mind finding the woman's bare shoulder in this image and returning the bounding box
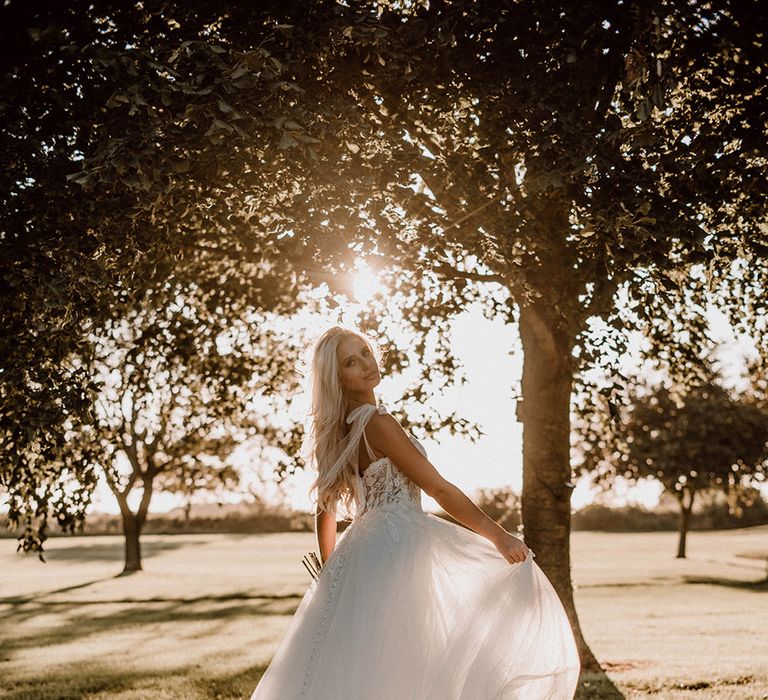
[365,411,411,447]
[365,409,446,496]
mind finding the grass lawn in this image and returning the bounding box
[1,526,766,699]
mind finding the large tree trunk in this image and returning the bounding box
[518,301,599,672]
[676,488,695,559]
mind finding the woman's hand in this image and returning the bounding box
[492,531,531,565]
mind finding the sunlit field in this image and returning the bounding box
[2,527,766,700]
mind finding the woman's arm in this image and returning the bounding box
[315,505,337,564]
[365,413,530,564]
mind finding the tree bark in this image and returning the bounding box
[122,512,143,572]
[518,301,599,671]
[676,488,695,559]
[112,475,154,573]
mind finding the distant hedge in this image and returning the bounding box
[0,503,314,538]
[2,492,766,538]
[434,490,768,533]
[570,498,768,531]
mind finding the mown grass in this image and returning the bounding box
[2,527,767,699]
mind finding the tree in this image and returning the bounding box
[0,1,314,552]
[1,0,442,553]
[4,0,768,670]
[271,0,768,668]
[69,285,299,572]
[576,377,768,558]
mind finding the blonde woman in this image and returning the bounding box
[250,326,580,699]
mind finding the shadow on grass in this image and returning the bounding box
[35,537,194,563]
[1,588,302,606]
[576,668,626,699]
[0,575,118,604]
[1,660,268,700]
[0,592,301,654]
[683,575,768,591]
[0,596,629,699]
[2,654,625,700]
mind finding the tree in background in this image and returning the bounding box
[67,285,298,572]
[160,462,240,525]
[474,487,522,534]
[576,376,768,558]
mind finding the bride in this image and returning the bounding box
[250,326,580,699]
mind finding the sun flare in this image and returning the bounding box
[351,264,384,303]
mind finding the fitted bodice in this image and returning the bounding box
[341,404,425,522]
[356,435,425,518]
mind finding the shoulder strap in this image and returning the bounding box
[327,404,386,514]
[346,404,387,460]
[346,404,383,462]
[345,403,383,423]
[334,403,386,471]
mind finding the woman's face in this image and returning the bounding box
[336,334,381,396]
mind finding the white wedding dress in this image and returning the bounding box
[250,404,580,699]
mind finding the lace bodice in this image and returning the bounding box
[344,404,425,522]
[357,435,425,517]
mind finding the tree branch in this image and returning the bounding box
[582,275,621,320]
[432,263,505,285]
[136,475,154,527]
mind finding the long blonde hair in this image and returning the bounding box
[304,326,380,518]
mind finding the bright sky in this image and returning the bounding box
[87,273,762,518]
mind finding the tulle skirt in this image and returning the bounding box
[251,508,580,699]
